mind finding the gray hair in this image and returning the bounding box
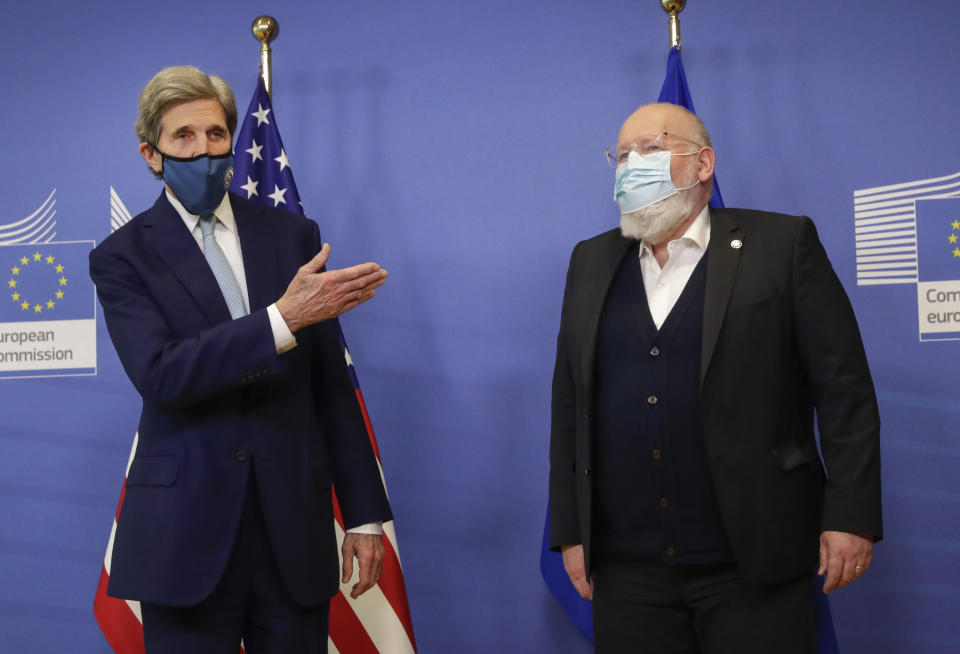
[135,66,238,177]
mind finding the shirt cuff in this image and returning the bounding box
[267,303,297,354]
[346,522,383,535]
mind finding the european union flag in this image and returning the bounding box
[916,198,960,282]
[0,241,96,323]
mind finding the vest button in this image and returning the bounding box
[665,546,677,557]
[651,449,662,461]
[235,450,250,462]
[658,497,669,509]
[583,467,591,477]
[647,395,658,405]
[649,346,660,357]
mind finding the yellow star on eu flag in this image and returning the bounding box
[20,300,29,310]
[33,303,42,313]
[45,255,54,264]
[33,252,41,262]
[953,219,960,230]
[11,266,19,275]
[11,292,20,301]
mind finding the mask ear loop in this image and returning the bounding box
[671,148,703,191]
[148,143,165,176]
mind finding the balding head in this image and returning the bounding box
[618,102,711,149]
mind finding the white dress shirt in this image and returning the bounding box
[166,191,380,535]
[166,191,296,354]
[639,205,711,329]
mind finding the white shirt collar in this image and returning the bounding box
[639,204,711,259]
[165,190,236,235]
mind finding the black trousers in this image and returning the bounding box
[593,560,817,654]
[141,469,330,654]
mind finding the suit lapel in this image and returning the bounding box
[581,231,634,400]
[141,193,231,325]
[232,194,277,312]
[701,208,742,385]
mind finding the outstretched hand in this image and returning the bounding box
[276,243,387,332]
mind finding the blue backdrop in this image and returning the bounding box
[1,1,958,652]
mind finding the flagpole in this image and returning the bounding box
[251,15,279,97]
[660,0,686,50]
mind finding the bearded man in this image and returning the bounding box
[548,103,882,653]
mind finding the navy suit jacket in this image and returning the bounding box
[549,208,882,583]
[90,191,392,606]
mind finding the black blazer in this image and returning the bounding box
[549,208,882,583]
[90,192,392,606]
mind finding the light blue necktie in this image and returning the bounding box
[198,214,248,319]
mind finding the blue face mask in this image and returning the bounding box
[614,150,698,213]
[157,149,234,215]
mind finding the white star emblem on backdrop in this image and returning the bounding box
[251,104,271,126]
[245,139,263,163]
[268,185,288,207]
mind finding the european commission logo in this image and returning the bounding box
[0,189,97,378]
[854,172,960,342]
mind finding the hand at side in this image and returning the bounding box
[819,530,873,593]
[561,544,594,600]
[341,532,385,599]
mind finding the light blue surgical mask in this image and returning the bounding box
[614,150,699,213]
[157,149,234,215]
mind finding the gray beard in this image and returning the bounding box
[619,187,699,244]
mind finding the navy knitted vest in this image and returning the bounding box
[592,245,733,564]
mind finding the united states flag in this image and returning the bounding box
[92,77,416,653]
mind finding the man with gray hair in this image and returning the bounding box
[549,103,882,653]
[90,65,392,653]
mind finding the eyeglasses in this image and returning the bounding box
[604,131,703,168]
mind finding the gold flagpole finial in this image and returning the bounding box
[251,15,279,97]
[660,0,686,50]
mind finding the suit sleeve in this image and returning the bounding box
[301,222,393,528]
[549,243,582,549]
[90,244,284,411]
[792,217,883,540]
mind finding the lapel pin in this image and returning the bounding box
[730,239,743,249]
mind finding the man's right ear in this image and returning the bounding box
[139,142,162,175]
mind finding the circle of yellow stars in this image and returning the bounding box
[951,218,960,258]
[8,251,68,314]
